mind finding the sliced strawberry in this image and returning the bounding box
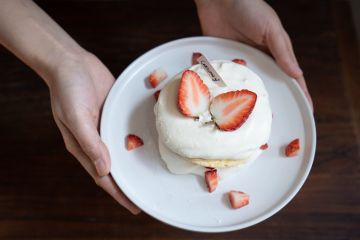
[154,90,161,101]
[285,138,300,157]
[192,52,203,65]
[148,68,167,88]
[205,169,218,193]
[127,134,144,151]
[210,90,257,131]
[178,70,210,117]
[228,191,249,209]
[232,58,247,65]
[260,143,268,150]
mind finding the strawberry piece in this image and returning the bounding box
[192,52,203,65]
[154,90,161,101]
[232,58,247,65]
[127,134,144,151]
[260,143,268,150]
[228,191,249,209]
[210,90,257,131]
[178,70,210,117]
[205,169,218,193]
[285,138,300,157]
[148,68,167,88]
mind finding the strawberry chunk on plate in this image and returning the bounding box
[228,191,250,209]
[285,138,300,157]
[232,58,247,65]
[178,70,210,117]
[260,143,268,150]
[192,52,203,65]
[154,90,161,101]
[205,169,218,193]
[148,68,167,88]
[210,90,257,131]
[127,134,144,151]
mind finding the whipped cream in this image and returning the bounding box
[154,60,272,175]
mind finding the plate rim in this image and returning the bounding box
[100,36,316,232]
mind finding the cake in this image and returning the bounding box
[154,60,272,177]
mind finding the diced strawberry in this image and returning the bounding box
[205,169,218,193]
[260,143,268,150]
[154,90,161,101]
[148,68,167,88]
[210,90,257,131]
[285,138,300,157]
[232,58,247,65]
[178,70,210,117]
[127,134,144,151]
[228,191,249,209]
[192,52,203,65]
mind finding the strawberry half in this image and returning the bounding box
[228,191,249,209]
[127,134,144,151]
[232,58,247,65]
[192,52,203,65]
[260,143,268,150]
[178,70,210,117]
[205,169,218,193]
[210,90,257,131]
[154,90,161,101]
[285,138,300,157]
[148,68,167,88]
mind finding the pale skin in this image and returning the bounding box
[0,0,313,214]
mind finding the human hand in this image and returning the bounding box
[195,0,313,109]
[48,51,140,214]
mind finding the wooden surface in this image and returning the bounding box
[0,0,359,239]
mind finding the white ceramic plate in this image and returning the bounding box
[100,37,316,232]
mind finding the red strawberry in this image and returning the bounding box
[232,58,247,65]
[285,138,300,157]
[260,143,268,150]
[210,90,257,131]
[148,68,167,88]
[154,90,161,101]
[127,134,144,151]
[178,70,210,117]
[228,191,249,209]
[205,169,218,193]
[192,52,203,65]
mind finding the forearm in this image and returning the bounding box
[0,0,84,84]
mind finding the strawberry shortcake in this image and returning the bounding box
[154,60,272,178]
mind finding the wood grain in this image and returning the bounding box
[0,0,359,239]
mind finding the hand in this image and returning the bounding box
[48,51,140,214]
[195,0,313,109]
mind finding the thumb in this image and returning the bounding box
[267,27,313,110]
[267,27,303,80]
[65,112,110,177]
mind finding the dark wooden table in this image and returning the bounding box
[0,0,359,239]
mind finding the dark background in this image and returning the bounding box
[0,0,359,239]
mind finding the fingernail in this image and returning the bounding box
[94,158,107,176]
[130,207,141,215]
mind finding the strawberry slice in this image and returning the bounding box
[148,68,167,88]
[192,52,203,65]
[154,90,161,101]
[228,191,249,209]
[127,134,144,151]
[205,169,218,193]
[210,90,257,131]
[285,138,300,157]
[178,70,210,117]
[260,143,268,150]
[232,58,247,65]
